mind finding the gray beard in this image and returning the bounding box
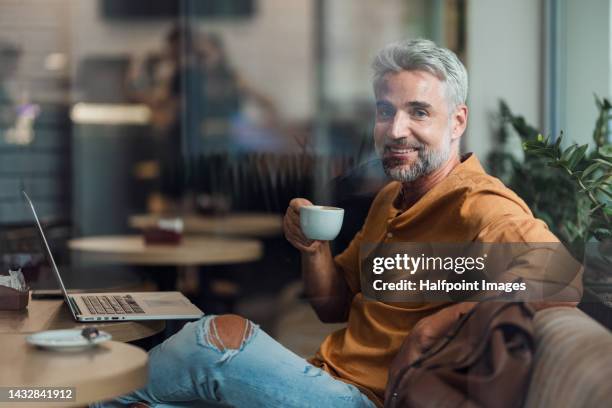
[380,139,452,183]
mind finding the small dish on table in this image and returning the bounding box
[26,328,112,351]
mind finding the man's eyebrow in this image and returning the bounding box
[374,100,433,110]
[405,101,432,110]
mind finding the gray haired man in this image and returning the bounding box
[93,39,578,408]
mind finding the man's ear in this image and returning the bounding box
[451,104,468,141]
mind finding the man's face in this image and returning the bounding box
[374,70,464,183]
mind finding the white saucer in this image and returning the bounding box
[26,329,112,351]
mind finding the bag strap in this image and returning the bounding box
[386,304,477,407]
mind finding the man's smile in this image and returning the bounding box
[384,145,420,161]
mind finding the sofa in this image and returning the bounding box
[273,282,612,407]
[525,307,612,407]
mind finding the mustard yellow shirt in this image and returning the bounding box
[309,154,577,406]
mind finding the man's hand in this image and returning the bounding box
[283,198,324,254]
[284,198,351,323]
[395,302,476,366]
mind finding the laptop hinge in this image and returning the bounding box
[68,296,82,316]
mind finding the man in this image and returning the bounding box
[96,39,580,408]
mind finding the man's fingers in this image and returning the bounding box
[283,217,304,242]
[283,213,302,235]
[298,240,322,253]
[286,197,313,227]
[289,198,313,213]
[293,241,314,253]
[288,215,301,230]
[284,215,304,236]
[286,229,312,247]
[284,198,317,252]
[284,224,318,251]
[284,213,309,241]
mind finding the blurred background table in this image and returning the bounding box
[68,235,263,265]
[68,235,265,312]
[129,213,282,238]
[0,334,148,407]
[0,297,164,343]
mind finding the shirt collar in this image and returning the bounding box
[388,153,485,218]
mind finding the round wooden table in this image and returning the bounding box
[68,235,263,266]
[0,334,148,407]
[0,298,164,342]
[129,213,283,238]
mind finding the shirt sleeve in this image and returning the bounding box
[477,210,583,302]
[334,228,365,296]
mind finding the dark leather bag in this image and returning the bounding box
[385,302,535,408]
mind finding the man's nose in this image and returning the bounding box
[389,110,411,140]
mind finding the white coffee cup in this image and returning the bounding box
[300,205,344,241]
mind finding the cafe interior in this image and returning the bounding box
[0,0,611,406]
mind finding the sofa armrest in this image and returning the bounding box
[525,307,612,408]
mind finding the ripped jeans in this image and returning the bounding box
[92,315,377,408]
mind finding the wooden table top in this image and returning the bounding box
[68,235,263,266]
[0,298,164,342]
[129,213,283,238]
[0,335,148,407]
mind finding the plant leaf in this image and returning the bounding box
[592,158,612,168]
[600,145,612,158]
[561,144,578,162]
[582,162,601,179]
[568,144,589,170]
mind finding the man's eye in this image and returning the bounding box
[413,109,428,118]
[377,105,395,119]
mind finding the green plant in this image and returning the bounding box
[488,97,611,260]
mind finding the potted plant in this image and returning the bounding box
[487,98,611,319]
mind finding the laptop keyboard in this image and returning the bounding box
[82,295,145,315]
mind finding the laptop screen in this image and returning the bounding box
[22,191,71,301]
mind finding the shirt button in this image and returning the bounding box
[387,232,393,238]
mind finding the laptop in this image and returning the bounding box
[23,191,204,322]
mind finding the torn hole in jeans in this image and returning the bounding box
[201,316,257,364]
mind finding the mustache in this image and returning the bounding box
[383,139,425,151]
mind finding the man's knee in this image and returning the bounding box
[206,314,254,351]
